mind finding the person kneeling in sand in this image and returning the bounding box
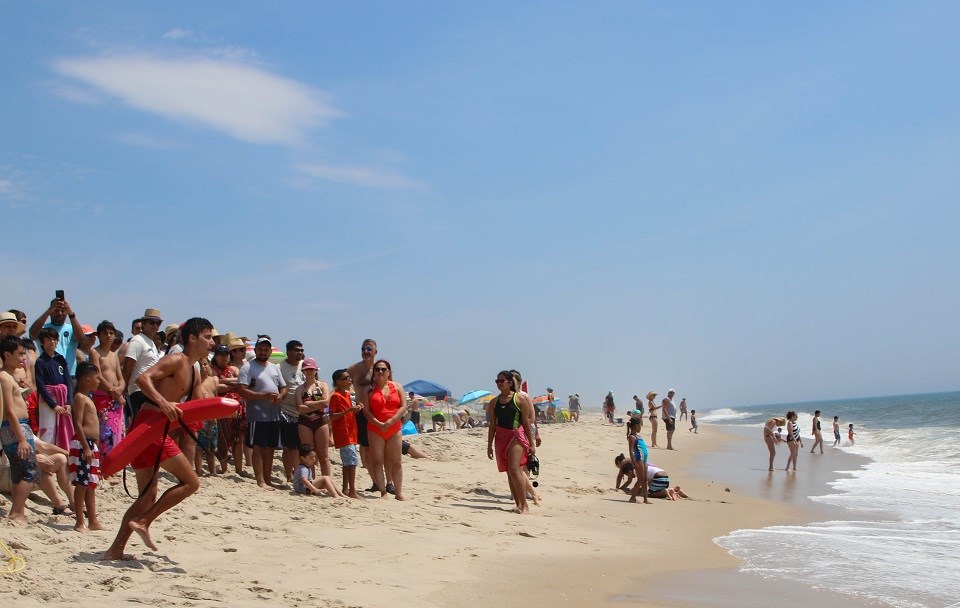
[103,317,214,560]
[644,462,689,501]
[293,444,344,497]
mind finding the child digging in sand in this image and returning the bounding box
[70,362,102,531]
[293,444,345,497]
[614,453,635,492]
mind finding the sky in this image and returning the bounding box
[2,2,958,409]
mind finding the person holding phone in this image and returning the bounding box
[28,293,85,377]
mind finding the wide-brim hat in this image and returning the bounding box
[645,391,657,400]
[0,312,26,335]
[164,323,179,337]
[140,308,163,322]
[227,337,246,350]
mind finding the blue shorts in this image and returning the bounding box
[339,444,359,467]
[0,420,40,484]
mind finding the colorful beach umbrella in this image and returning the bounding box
[458,389,491,405]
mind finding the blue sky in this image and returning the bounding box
[2,2,958,408]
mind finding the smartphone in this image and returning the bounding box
[55,290,65,301]
[248,379,256,389]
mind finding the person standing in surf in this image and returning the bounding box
[103,317,214,560]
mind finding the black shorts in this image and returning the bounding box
[128,391,148,421]
[432,413,445,423]
[246,421,282,449]
[410,411,421,425]
[402,440,410,456]
[280,417,300,449]
[664,417,676,432]
[355,410,369,447]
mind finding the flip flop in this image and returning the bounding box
[52,504,75,516]
[385,483,396,495]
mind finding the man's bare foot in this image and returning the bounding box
[89,519,104,530]
[102,549,134,561]
[628,497,637,503]
[380,493,390,499]
[394,493,406,501]
[7,514,27,525]
[347,492,361,499]
[74,523,88,532]
[128,519,158,551]
[257,482,276,491]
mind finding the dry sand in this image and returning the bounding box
[1,417,815,607]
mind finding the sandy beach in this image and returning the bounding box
[0,417,868,607]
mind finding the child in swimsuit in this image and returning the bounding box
[848,424,855,444]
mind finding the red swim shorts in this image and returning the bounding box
[129,407,182,470]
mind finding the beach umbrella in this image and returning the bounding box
[458,389,491,405]
[531,395,551,406]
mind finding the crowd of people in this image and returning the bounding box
[763,409,856,471]
[0,299,432,558]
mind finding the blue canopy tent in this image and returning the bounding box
[403,379,451,399]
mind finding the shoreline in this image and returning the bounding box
[1,416,873,607]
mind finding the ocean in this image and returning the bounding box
[704,392,960,608]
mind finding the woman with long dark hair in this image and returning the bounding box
[486,370,536,513]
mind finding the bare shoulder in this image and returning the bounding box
[75,392,94,408]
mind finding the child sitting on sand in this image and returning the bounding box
[70,362,102,531]
[292,444,345,497]
[614,453,635,492]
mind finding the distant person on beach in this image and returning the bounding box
[625,417,650,504]
[679,398,688,421]
[568,393,580,422]
[810,410,824,454]
[689,410,698,433]
[646,391,660,448]
[764,417,786,471]
[833,416,841,446]
[848,423,855,444]
[784,411,800,471]
[431,411,447,432]
[604,391,615,424]
[487,370,537,514]
[632,395,644,429]
[662,389,678,450]
[104,317,213,559]
[407,392,423,432]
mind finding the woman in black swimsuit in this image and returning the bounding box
[784,411,800,471]
[646,391,660,448]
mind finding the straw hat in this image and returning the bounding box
[140,308,163,322]
[227,337,246,350]
[164,323,179,338]
[645,391,657,400]
[0,312,26,335]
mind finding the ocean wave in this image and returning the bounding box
[698,408,758,422]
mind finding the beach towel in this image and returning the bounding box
[38,383,74,450]
[92,390,124,459]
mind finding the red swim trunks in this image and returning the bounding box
[129,407,182,470]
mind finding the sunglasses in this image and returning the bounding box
[374,367,389,373]
[144,319,162,326]
[495,378,509,384]
[361,346,375,352]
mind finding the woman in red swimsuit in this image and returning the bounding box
[363,359,407,500]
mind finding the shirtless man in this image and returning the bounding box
[104,317,214,560]
[347,338,379,491]
[662,389,678,450]
[89,321,126,459]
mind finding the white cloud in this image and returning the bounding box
[52,54,341,145]
[162,28,193,40]
[296,163,427,190]
[113,132,182,150]
[285,258,332,274]
[0,179,15,196]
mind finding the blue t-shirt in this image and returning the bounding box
[40,322,79,376]
[238,360,285,423]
